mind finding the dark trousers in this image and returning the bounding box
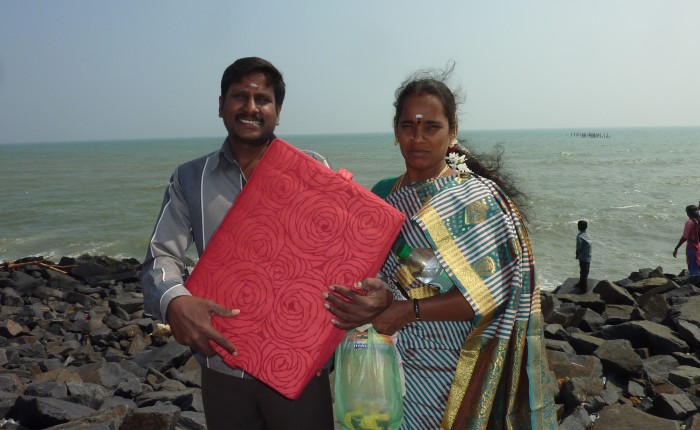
[201,365,334,430]
[578,261,590,291]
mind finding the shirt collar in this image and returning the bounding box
[209,139,238,172]
[212,136,277,171]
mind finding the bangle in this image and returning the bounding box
[413,299,421,321]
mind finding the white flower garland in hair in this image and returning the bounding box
[446,141,472,174]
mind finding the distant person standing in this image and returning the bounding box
[575,220,592,292]
[673,205,700,276]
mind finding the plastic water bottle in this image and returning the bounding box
[395,243,453,294]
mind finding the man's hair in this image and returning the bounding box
[578,220,588,231]
[686,205,699,218]
[220,57,285,107]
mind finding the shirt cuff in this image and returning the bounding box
[160,284,192,324]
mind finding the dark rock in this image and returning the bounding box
[596,320,689,355]
[643,355,681,383]
[670,295,700,328]
[134,389,194,410]
[1,287,24,307]
[665,285,700,300]
[573,307,606,332]
[543,323,568,340]
[591,403,681,429]
[24,381,68,398]
[625,277,679,295]
[558,406,591,429]
[545,302,579,327]
[8,395,96,428]
[547,350,603,379]
[119,403,180,430]
[65,380,111,409]
[108,296,144,317]
[9,271,45,296]
[594,339,644,376]
[675,319,700,349]
[62,258,111,283]
[77,362,139,390]
[593,280,636,305]
[639,294,670,324]
[672,352,700,367]
[178,410,207,430]
[545,339,576,354]
[557,293,606,314]
[0,320,24,338]
[568,332,605,355]
[559,375,605,407]
[41,403,132,429]
[668,365,700,388]
[130,341,192,374]
[0,391,20,420]
[603,304,642,324]
[627,380,647,397]
[653,392,697,420]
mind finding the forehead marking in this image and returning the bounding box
[415,114,423,123]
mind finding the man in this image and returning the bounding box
[575,219,592,293]
[141,57,334,430]
[673,205,700,276]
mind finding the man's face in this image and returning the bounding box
[219,71,281,147]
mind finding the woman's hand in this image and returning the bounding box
[323,278,393,330]
[371,300,413,336]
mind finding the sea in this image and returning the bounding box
[1,127,699,292]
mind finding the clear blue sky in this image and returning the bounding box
[1,1,698,144]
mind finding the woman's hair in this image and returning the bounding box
[393,63,529,219]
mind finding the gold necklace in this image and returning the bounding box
[392,164,452,192]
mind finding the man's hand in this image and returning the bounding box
[166,296,239,357]
[322,278,392,330]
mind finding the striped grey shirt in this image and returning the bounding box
[141,138,329,375]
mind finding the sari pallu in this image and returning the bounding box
[379,174,557,429]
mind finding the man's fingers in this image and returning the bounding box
[208,301,239,317]
[208,330,236,356]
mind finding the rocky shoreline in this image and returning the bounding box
[1,255,700,429]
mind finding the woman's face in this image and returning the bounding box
[395,92,454,182]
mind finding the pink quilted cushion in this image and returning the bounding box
[186,138,404,398]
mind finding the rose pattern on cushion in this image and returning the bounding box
[215,328,265,374]
[260,341,317,398]
[210,262,274,332]
[268,251,315,284]
[253,168,305,210]
[284,190,349,257]
[263,278,328,351]
[185,138,405,399]
[223,208,286,264]
[322,251,371,289]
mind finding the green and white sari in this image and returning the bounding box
[372,173,557,430]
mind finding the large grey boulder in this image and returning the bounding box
[591,404,681,429]
[594,339,644,376]
[596,320,689,355]
[593,280,636,305]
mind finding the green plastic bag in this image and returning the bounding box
[334,326,403,430]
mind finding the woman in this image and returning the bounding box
[323,67,557,429]
[672,204,700,276]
